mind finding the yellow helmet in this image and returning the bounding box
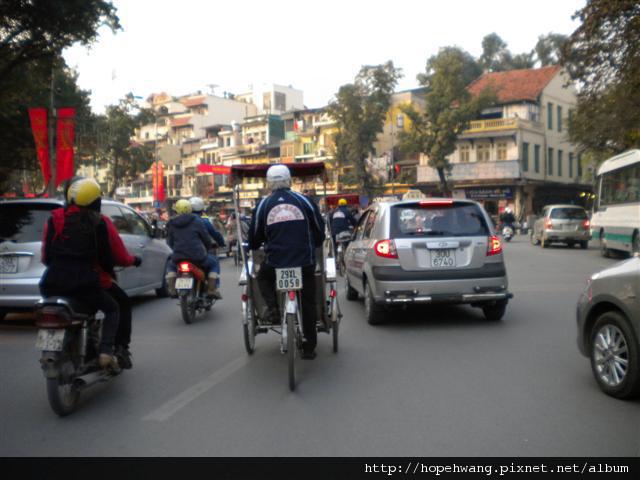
[67,178,101,207]
[338,198,347,206]
[174,199,192,215]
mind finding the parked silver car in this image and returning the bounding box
[530,204,590,249]
[343,198,512,324]
[576,256,640,399]
[0,199,172,320]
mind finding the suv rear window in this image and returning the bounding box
[390,202,490,238]
[550,208,587,219]
[0,203,58,243]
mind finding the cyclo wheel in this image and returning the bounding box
[287,312,296,391]
[332,320,339,353]
[243,293,255,354]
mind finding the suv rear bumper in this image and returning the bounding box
[0,277,42,309]
[543,229,590,242]
[380,289,512,305]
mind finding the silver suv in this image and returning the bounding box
[344,198,512,324]
[530,205,590,249]
[0,199,172,320]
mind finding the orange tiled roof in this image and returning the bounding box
[182,96,206,107]
[171,116,192,127]
[467,65,561,104]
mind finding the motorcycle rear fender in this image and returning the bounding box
[285,296,298,315]
[40,351,61,379]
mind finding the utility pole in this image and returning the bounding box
[47,61,57,197]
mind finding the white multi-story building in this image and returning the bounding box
[417,65,590,221]
[235,83,304,115]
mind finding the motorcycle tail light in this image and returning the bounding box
[487,235,503,256]
[35,307,72,328]
[329,289,337,298]
[374,239,398,259]
[241,293,248,302]
[583,220,590,229]
[288,291,296,301]
[179,262,191,273]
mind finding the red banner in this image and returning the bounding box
[27,108,51,186]
[197,164,231,175]
[152,161,165,202]
[55,107,76,186]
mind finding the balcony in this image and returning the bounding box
[461,118,543,137]
[417,160,521,183]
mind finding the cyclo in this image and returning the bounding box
[231,162,341,391]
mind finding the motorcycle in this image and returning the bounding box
[35,297,121,416]
[175,260,215,324]
[501,224,514,242]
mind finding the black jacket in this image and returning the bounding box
[167,214,212,264]
[249,188,325,268]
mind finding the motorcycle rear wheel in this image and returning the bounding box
[180,289,197,324]
[46,375,80,417]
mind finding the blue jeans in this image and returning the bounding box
[169,255,220,287]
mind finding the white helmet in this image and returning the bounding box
[189,196,205,213]
[505,207,512,214]
[266,164,291,190]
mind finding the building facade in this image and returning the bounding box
[416,66,590,222]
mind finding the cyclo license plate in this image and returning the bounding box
[276,267,303,291]
[175,277,194,290]
[35,329,65,351]
[431,249,456,268]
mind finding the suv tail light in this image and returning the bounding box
[582,219,590,229]
[545,219,553,229]
[374,239,398,259]
[487,235,502,256]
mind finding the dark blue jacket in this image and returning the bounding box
[249,188,325,268]
[329,206,356,236]
[196,214,225,247]
[166,214,212,264]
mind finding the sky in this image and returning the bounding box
[63,0,586,113]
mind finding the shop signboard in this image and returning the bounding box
[465,187,513,200]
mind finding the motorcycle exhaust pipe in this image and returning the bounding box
[73,370,111,389]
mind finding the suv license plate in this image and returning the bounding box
[431,249,456,268]
[276,267,303,291]
[0,255,18,273]
[175,277,194,290]
[35,329,65,351]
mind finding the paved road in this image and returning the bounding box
[1,238,639,456]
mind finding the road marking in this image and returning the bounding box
[142,356,250,422]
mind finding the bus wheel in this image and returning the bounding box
[632,231,640,257]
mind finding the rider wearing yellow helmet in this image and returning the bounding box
[41,177,141,371]
[165,199,220,298]
[329,197,357,250]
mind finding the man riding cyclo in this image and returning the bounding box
[40,178,142,371]
[328,197,357,252]
[165,199,222,300]
[248,164,326,360]
[189,196,225,296]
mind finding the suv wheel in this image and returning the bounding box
[482,300,507,321]
[0,309,7,322]
[155,261,170,298]
[345,275,358,301]
[599,230,610,258]
[590,311,640,399]
[364,281,385,325]
[632,231,639,257]
[530,230,540,246]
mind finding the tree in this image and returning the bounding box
[398,47,495,196]
[96,95,154,196]
[0,56,93,194]
[562,0,640,157]
[479,33,510,72]
[327,61,402,198]
[0,0,120,83]
[534,33,568,66]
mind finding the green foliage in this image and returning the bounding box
[328,61,402,198]
[534,33,568,66]
[562,0,640,157]
[0,0,120,82]
[0,57,93,194]
[398,47,495,196]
